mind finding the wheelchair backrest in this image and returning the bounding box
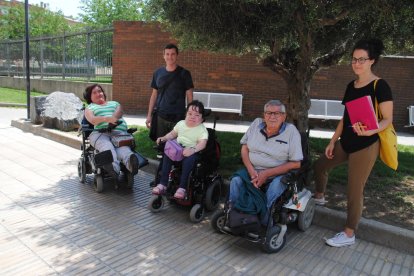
[200,127,221,172]
[300,129,310,165]
[298,129,311,187]
[80,115,95,139]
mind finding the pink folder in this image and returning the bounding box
[345,95,379,130]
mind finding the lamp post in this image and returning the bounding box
[25,0,31,119]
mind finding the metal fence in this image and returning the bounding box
[0,27,113,82]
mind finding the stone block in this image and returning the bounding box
[40,91,83,131]
[30,95,48,124]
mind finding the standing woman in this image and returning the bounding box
[313,39,393,247]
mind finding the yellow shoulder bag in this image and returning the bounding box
[374,80,398,170]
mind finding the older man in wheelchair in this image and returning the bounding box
[211,99,315,253]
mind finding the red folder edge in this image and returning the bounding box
[345,96,379,130]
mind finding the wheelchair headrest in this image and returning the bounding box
[204,109,212,117]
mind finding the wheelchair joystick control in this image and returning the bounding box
[287,213,298,223]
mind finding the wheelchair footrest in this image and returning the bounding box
[94,150,113,167]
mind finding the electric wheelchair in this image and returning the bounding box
[147,112,223,222]
[210,131,315,253]
[77,116,148,193]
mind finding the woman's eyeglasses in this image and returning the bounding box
[351,57,370,64]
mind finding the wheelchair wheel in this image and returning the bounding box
[189,203,205,223]
[148,195,164,212]
[210,209,225,233]
[297,198,315,231]
[94,175,104,193]
[78,158,86,184]
[262,226,286,253]
[205,178,221,211]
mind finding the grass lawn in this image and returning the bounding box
[0,87,46,104]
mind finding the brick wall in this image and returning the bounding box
[113,21,414,132]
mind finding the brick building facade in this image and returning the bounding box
[113,21,414,132]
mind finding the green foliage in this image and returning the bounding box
[145,1,414,63]
[0,5,72,40]
[144,0,414,132]
[80,0,146,27]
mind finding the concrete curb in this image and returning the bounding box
[11,119,82,150]
[0,102,26,107]
[10,119,414,255]
[314,207,414,254]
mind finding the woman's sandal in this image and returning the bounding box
[174,188,186,199]
[152,184,166,195]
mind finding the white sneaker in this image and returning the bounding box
[314,197,327,206]
[326,231,355,247]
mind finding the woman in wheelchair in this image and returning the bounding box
[84,84,139,177]
[228,100,303,225]
[152,100,208,199]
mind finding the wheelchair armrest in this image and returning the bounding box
[127,128,137,134]
[280,169,300,185]
[281,157,312,184]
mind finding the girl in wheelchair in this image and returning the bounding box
[152,100,208,199]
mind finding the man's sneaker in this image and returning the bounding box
[325,231,355,247]
[314,197,327,206]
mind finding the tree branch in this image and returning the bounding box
[313,38,354,70]
[262,56,290,81]
[318,10,349,26]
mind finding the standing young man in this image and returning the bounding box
[146,43,194,139]
[146,43,194,185]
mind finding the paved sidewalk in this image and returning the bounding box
[1,125,414,275]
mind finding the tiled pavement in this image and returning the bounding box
[1,115,414,275]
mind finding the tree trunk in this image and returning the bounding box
[285,7,315,135]
[286,73,312,134]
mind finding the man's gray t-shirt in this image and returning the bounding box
[240,118,303,170]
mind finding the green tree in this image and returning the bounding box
[0,5,72,40]
[80,0,145,27]
[144,0,414,132]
